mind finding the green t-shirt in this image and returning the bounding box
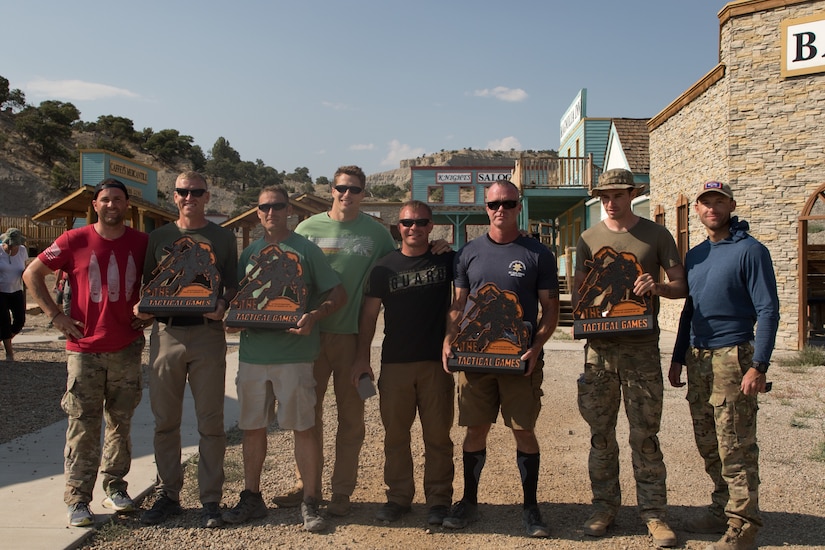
[295,212,396,334]
[237,233,341,364]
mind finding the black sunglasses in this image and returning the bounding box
[486,200,519,210]
[333,185,364,195]
[258,202,288,212]
[175,188,207,198]
[398,218,431,228]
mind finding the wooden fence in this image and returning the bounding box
[0,216,67,254]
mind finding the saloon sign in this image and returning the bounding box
[782,13,825,77]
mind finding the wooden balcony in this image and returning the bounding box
[510,154,599,192]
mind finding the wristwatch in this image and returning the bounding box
[752,361,769,374]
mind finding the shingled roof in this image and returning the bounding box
[612,118,649,175]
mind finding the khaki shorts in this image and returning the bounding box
[236,361,316,431]
[457,359,544,430]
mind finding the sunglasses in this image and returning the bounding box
[486,200,519,210]
[398,218,431,228]
[175,188,207,198]
[258,202,288,212]
[333,185,364,195]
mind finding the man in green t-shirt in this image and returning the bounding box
[222,185,345,532]
[272,166,396,516]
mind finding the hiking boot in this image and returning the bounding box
[522,505,550,538]
[201,502,223,528]
[271,485,304,508]
[647,518,678,548]
[222,490,268,524]
[583,509,615,536]
[67,502,94,527]
[301,498,327,532]
[102,490,135,512]
[328,493,351,517]
[141,494,182,525]
[442,500,479,529]
[376,501,411,522]
[705,521,758,550]
[684,508,728,534]
[427,505,449,526]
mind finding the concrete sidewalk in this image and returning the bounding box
[0,331,242,550]
[0,327,676,550]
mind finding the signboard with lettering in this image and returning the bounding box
[447,283,530,374]
[477,171,512,183]
[560,89,586,142]
[436,172,472,184]
[572,246,654,339]
[225,243,307,329]
[138,235,221,314]
[782,13,825,77]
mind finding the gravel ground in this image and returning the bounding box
[4,308,825,549]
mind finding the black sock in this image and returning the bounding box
[462,449,486,504]
[517,450,540,508]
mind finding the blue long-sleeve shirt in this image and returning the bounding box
[672,217,779,365]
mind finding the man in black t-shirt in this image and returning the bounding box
[352,200,455,527]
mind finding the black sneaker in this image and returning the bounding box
[442,500,478,529]
[523,505,550,538]
[222,490,268,525]
[202,502,223,528]
[375,501,411,522]
[140,494,182,525]
[427,505,449,526]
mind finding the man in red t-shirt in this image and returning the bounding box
[24,178,148,528]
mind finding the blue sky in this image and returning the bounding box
[1,1,722,181]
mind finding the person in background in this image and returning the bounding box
[352,200,455,526]
[0,227,28,361]
[221,185,346,533]
[669,181,779,550]
[441,180,560,538]
[23,179,148,527]
[137,171,238,529]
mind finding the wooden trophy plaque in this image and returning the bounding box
[225,243,307,329]
[572,246,655,339]
[447,283,531,374]
[138,235,221,314]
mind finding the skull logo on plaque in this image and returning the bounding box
[573,246,655,339]
[138,235,221,314]
[447,282,531,374]
[225,243,307,329]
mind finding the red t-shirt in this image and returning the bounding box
[39,225,148,353]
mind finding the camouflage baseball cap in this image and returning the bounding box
[696,181,734,201]
[591,168,636,196]
[1,228,26,247]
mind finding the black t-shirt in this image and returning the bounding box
[365,249,455,363]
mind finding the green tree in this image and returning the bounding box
[285,166,312,184]
[94,115,137,142]
[370,183,404,201]
[0,76,26,112]
[143,129,194,163]
[188,145,206,171]
[15,100,81,162]
[315,176,331,187]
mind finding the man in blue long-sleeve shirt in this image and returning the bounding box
[669,181,779,550]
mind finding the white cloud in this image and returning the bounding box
[349,143,374,151]
[473,86,528,102]
[381,139,425,167]
[487,136,522,151]
[321,100,353,111]
[26,78,139,101]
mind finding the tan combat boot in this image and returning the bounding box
[583,509,615,536]
[705,520,758,550]
[647,518,677,548]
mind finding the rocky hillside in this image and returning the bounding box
[0,110,555,218]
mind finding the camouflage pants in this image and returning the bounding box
[577,340,667,519]
[686,344,761,528]
[62,337,144,505]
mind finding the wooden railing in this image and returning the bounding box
[511,154,599,191]
[0,216,67,254]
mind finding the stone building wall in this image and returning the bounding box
[650,0,825,351]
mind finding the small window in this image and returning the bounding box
[428,186,444,204]
[459,186,475,204]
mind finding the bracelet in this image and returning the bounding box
[51,312,62,323]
